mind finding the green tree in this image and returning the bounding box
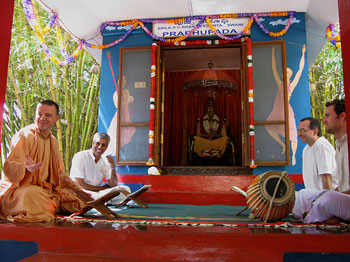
[309,31,343,145]
[1,0,101,173]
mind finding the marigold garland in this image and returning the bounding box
[206,17,253,40]
[23,0,297,65]
[326,24,341,48]
[22,0,83,66]
[253,12,294,37]
[246,38,257,168]
[147,42,158,166]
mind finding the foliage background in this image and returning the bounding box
[1,0,101,173]
[309,27,344,145]
[0,1,344,173]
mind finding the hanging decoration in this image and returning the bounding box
[206,17,254,40]
[147,42,157,166]
[22,0,83,66]
[326,24,341,48]
[182,61,238,97]
[253,12,294,37]
[22,0,296,66]
[246,38,257,169]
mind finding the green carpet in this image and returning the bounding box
[80,203,299,224]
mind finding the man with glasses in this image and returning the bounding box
[297,117,337,190]
[293,99,349,224]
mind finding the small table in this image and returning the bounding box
[70,188,122,219]
[115,185,151,208]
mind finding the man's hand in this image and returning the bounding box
[106,155,115,168]
[102,184,111,189]
[25,155,42,172]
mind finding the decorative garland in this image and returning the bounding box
[326,24,341,48]
[22,0,296,66]
[147,42,157,166]
[206,17,254,40]
[97,12,295,49]
[253,12,294,37]
[22,0,57,34]
[22,0,83,66]
[246,38,257,168]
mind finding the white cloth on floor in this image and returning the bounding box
[293,189,350,223]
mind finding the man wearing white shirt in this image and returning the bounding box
[298,117,337,190]
[293,99,349,224]
[323,99,349,193]
[70,132,131,205]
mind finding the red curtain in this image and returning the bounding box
[0,0,15,153]
[163,70,241,166]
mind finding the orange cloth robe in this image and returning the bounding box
[0,124,85,222]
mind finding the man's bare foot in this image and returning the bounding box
[324,217,340,225]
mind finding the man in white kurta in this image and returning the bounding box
[70,133,131,205]
[335,133,349,192]
[298,117,337,190]
[293,99,349,224]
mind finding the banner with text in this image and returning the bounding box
[153,18,250,38]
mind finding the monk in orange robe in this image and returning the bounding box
[0,100,86,222]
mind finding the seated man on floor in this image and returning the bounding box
[0,100,87,223]
[70,132,131,205]
[193,97,229,158]
[292,99,349,224]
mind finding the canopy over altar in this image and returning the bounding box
[38,0,339,65]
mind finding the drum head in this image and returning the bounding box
[260,172,294,204]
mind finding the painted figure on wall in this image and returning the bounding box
[104,75,136,156]
[265,44,306,165]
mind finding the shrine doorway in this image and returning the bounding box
[159,43,246,167]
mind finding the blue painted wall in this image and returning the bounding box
[251,13,309,190]
[99,13,309,182]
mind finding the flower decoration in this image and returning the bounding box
[23,0,297,65]
[22,0,83,66]
[253,12,295,37]
[326,24,341,48]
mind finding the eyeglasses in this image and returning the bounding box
[297,128,311,133]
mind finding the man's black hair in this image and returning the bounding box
[39,100,60,115]
[300,117,321,136]
[325,98,345,116]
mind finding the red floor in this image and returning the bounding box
[20,253,151,262]
[1,219,350,262]
[1,173,348,261]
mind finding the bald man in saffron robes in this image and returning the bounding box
[0,100,86,223]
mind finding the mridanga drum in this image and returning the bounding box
[246,171,295,222]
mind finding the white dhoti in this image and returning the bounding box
[293,189,350,223]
